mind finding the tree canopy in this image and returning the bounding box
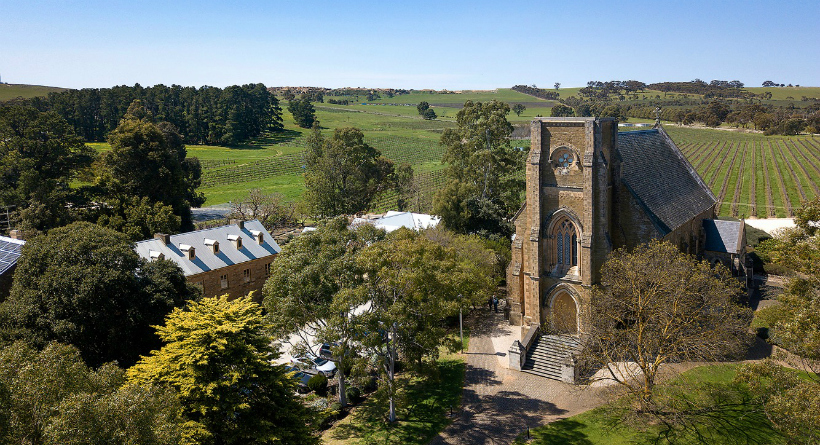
[0,342,184,445]
[288,97,316,129]
[128,296,318,445]
[303,126,395,217]
[98,100,204,232]
[582,240,752,412]
[21,83,281,145]
[0,105,95,233]
[0,221,199,367]
[434,100,525,237]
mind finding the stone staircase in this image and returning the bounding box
[521,334,581,381]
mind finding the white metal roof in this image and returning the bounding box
[351,211,441,233]
[134,220,280,276]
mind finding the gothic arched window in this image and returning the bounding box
[553,219,578,270]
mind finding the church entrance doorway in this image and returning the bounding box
[549,291,578,334]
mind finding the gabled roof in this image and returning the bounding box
[134,220,280,276]
[617,127,716,235]
[351,211,440,233]
[703,219,744,254]
[0,236,25,276]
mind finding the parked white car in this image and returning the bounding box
[291,353,336,377]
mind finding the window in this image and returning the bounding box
[553,218,578,271]
[264,263,271,276]
[557,152,573,168]
[243,268,250,283]
[220,274,228,289]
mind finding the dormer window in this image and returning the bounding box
[179,244,195,260]
[149,250,165,261]
[227,234,242,249]
[250,230,264,245]
[204,239,219,254]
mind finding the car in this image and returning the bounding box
[291,352,337,378]
[283,365,315,393]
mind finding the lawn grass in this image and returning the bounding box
[514,364,786,445]
[321,331,468,445]
[0,83,67,101]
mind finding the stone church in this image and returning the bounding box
[506,117,748,380]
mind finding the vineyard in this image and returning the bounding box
[668,126,820,218]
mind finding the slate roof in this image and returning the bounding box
[0,236,25,276]
[617,128,716,235]
[134,220,280,276]
[703,219,744,254]
[351,211,440,233]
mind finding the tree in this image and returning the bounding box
[0,342,184,445]
[288,97,316,128]
[344,229,494,421]
[95,195,181,241]
[795,196,820,236]
[422,108,437,120]
[101,100,204,231]
[550,103,575,117]
[416,101,430,115]
[511,103,526,116]
[582,240,752,412]
[763,80,776,87]
[742,211,820,443]
[0,221,198,367]
[554,82,561,91]
[263,217,386,408]
[303,127,395,217]
[0,105,95,234]
[229,188,299,230]
[434,100,525,236]
[127,297,318,445]
[393,163,415,211]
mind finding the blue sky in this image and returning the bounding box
[1,0,817,89]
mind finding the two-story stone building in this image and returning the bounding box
[135,219,280,301]
[506,117,748,380]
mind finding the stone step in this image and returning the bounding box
[521,367,563,380]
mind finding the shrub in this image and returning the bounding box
[346,387,362,404]
[307,373,328,395]
[363,376,378,393]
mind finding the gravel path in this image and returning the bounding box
[429,310,609,445]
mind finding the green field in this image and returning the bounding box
[667,126,820,218]
[0,83,67,101]
[515,364,787,445]
[34,84,819,214]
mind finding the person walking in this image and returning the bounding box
[492,296,499,313]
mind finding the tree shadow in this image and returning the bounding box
[220,129,306,150]
[430,388,567,445]
[525,419,593,445]
[327,359,466,445]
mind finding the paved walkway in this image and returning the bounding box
[429,309,610,445]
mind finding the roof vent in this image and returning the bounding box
[154,233,171,244]
[231,219,245,230]
[149,250,165,261]
[250,230,264,245]
[179,244,195,260]
[204,239,219,254]
[227,234,243,249]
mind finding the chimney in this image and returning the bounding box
[154,233,171,244]
[227,234,243,249]
[204,239,219,254]
[9,229,23,240]
[250,230,264,245]
[179,244,195,260]
[230,219,245,230]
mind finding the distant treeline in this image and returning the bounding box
[512,85,559,100]
[647,79,748,98]
[14,83,281,145]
